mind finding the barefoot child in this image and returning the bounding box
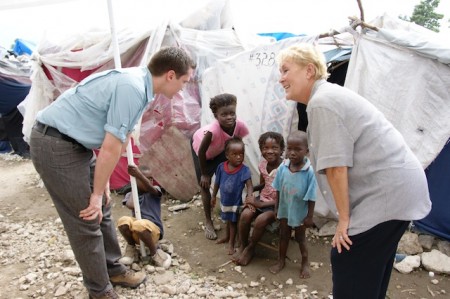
[211,137,253,254]
[269,131,317,279]
[233,131,285,266]
[117,165,171,269]
[191,93,249,240]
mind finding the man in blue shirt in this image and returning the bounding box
[29,47,195,299]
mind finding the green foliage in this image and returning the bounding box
[400,0,444,32]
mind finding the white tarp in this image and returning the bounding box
[345,17,450,168]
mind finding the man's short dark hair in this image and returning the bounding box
[148,47,196,78]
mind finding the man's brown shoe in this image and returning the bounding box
[110,270,146,288]
[89,289,119,299]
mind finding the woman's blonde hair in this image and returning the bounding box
[277,43,329,80]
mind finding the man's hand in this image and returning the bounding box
[79,193,103,223]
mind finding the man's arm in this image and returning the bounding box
[79,132,125,222]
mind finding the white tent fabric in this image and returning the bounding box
[345,18,450,168]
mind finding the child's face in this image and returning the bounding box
[226,143,245,167]
[260,137,283,164]
[214,104,237,131]
[286,138,308,165]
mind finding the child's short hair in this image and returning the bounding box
[209,93,237,115]
[258,131,285,151]
[287,130,308,147]
[224,136,244,153]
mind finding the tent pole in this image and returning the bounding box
[106,0,147,259]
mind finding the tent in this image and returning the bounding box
[22,2,449,239]
[0,48,32,156]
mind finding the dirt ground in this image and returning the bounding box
[0,156,448,298]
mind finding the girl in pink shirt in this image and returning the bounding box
[191,93,249,240]
[232,131,285,265]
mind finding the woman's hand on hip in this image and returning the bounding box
[332,219,352,253]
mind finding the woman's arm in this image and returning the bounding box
[325,166,353,253]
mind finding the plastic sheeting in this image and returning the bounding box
[415,139,450,241]
[345,35,450,168]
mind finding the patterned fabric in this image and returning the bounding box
[258,159,278,202]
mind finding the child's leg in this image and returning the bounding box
[269,218,290,274]
[118,220,136,246]
[201,184,217,240]
[137,230,157,256]
[295,225,310,279]
[228,221,238,255]
[232,207,255,260]
[216,220,230,244]
[237,210,276,266]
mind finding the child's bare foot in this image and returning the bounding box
[231,247,243,262]
[216,236,229,244]
[236,246,254,266]
[269,260,285,274]
[204,223,217,240]
[299,259,310,279]
[227,245,235,255]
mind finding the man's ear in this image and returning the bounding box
[166,70,176,81]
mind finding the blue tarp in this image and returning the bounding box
[323,47,352,63]
[415,139,450,241]
[12,38,35,56]
[0,73,31,116]
[257,32,304,41]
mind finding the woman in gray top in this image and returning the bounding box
[276,43,431,299]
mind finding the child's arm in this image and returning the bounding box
[128,165,161,196]
[124,193,135,210]
[252,173,265,193]
[211,182,219,209]
[303,201,315,228]
[274,191,280,217]
[245,178,254,199]
[197,131,213,189]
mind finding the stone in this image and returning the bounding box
[317,221,337,237]
[393,255,421,274]
[54,286,68,297]
[153,271,175,285]
[397,232,423,255]
[177,280,191,294]
[421,249,450,274]
[437,240,450,257]
[418,234,435,251]
[159,284,177,295]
